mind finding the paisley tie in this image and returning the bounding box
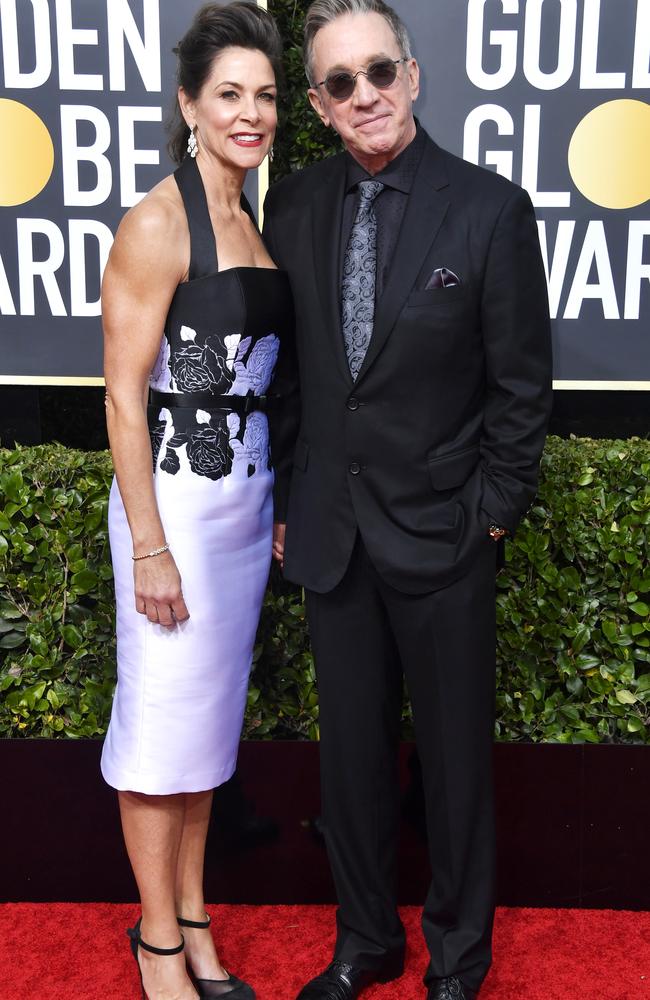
[341,179,384,380]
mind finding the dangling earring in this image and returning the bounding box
[268,144,274,163]
[187,126,198,158]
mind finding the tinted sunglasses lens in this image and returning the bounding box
[325,72,355,99]
[368,60,399,88]
[324,60,400,99]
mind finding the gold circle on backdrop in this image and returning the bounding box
[568,99,650,210]
[0,99,54,207]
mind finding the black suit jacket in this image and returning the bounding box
[264,130,552,595]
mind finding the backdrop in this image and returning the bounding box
[0,0,262,384]
[0,0,648,387]
[396,0,650,389]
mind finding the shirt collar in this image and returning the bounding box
[345,120,426,194]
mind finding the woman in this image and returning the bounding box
[100,4,291,998]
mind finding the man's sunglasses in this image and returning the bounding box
[316,57,407,102]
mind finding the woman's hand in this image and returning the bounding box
[133,552,190,627]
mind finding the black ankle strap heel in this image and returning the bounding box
[126,916,185,999]
[178,913,212,930]
[176,914,255,999]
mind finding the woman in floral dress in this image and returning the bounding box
[99,4,293,999]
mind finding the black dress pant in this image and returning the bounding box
[305,535,497,993]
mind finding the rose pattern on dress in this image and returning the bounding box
[186,424,233,480]
[226,412,270,478]
[150,337,171,391]
[151,324,277,480]
[207,337,239,386]
[160,444,181,475]
[224,334,241,372]
[149,418,166,471]
[231,334,280,396]
[153,420,234,481]
[170,342,215,392]
[242,412,267,477]
[170,339,236,394]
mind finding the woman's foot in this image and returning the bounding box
[138,947,199,999]
[134,919,199,1000]
[180,918,230,982]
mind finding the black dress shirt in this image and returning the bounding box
[340,123,426,301]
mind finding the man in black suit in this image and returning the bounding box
[264,2,552,998]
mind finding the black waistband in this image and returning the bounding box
[149,389,272,414]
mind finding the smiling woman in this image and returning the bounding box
[97,4,293,1000]
[167,2,282,165]
[177,48,277,181]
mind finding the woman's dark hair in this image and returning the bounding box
[168,1,283,164]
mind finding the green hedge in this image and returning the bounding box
[270,0,341,182]
[0,447,115,738]
[1,438,649,742]
[495,437,650,742]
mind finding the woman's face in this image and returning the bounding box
[181,46,277,170]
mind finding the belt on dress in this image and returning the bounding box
[149,389,273,414]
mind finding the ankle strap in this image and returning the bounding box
[177,913,211,929]
[127,924,184,956]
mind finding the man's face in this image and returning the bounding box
[308,12,419,171]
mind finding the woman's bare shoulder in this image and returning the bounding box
[115,175,186,251]
[109,174,188,277]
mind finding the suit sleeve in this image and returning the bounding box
[479,186,553,532]
[263,188,301,523]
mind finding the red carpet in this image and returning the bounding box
[0,904,648,999]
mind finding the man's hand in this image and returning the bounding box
[272,522,286,568]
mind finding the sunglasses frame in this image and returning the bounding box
[316,57,408,102]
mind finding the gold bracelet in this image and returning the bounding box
[132,543,170,561]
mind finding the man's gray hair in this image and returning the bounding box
[303,0,412,87]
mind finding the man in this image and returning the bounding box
[264,2,552,998]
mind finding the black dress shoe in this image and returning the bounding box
[427,977,477,1000]
[296,960,397,1000]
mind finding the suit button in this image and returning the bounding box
[347,396,360,411]
[349,462,361,475]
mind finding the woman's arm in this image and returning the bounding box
[103,188,190,628]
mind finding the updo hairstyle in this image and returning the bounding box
[168,1,283,164]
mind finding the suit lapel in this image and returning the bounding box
[311,155,352,385]
[355,138,450,384]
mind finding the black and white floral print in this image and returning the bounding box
[231,334,280,395]
[227,411,271,478]
[186,423,233,480]
[242,412,267,471]
[170,334,235,394]
[150,337,171,391]
[149,418,166,471]
[152,416,234,482]
[149,323,279,481]
[160,440,181,475]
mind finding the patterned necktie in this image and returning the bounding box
[341,179,384,380]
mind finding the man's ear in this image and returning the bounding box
[407,59,420,103]
[308,87,330,128]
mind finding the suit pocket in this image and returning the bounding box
[427,443,480,491]
[406,286,467,308]
[293,439,309,472]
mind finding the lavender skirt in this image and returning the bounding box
[100,419,273,795]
